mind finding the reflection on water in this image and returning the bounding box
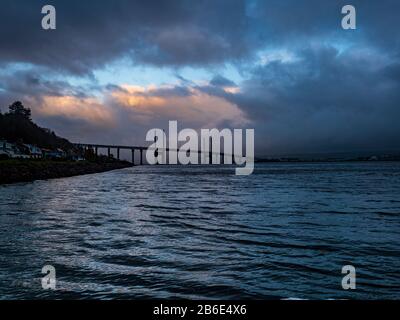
[0,162,399,299]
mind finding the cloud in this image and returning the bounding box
[210,75,237,88]
[35,96,115,126]
[229,44,400,155]
[108,84,248,128]
[0,0,252,74]
[0,67,111,125]
[1,1,399,74]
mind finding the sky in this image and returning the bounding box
[0,0,399,156]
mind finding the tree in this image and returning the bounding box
[8,101,32,120]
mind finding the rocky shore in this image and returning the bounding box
[0,159,133,185]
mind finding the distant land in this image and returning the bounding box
[256,150,400,163]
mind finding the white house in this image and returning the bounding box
[0,140,14,151]
[23,144,43,158]
[0,140,30,159]
[0,140,15,158]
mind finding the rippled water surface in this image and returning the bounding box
[0,162,400,299]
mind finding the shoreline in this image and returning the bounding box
[0,159,133,185]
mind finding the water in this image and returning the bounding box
[0,162,399,300]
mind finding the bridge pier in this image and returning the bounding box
[117,148,120,160]
[108,147,111,158]
[140,149,143,165]
[131,149,135,165]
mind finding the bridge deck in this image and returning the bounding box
[73,143,232,165]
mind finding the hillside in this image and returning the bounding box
[0,101,73,150]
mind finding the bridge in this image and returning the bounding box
[73,143,147,165]
[73,143,232,165]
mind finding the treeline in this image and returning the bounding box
[0,101,74,150]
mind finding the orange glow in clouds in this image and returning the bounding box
[37,96,115,126]
[30,84,249,130]
[111,84,249,127]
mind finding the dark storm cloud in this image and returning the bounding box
[0,69,85,99]
[1,0,399,73]
[230,45,400,154]
[0,0,251,74]
[247,0,400,49]
[209,75,237,87]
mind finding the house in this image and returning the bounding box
[0,140,14,151]
[0,140,10,158]
[0,140,19,158]
[23,144,43,159]
[42,148,67,159]
[67,152,85,161]
[42,148,56,159]
[56,148,67,158]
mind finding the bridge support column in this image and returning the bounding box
[209,137,212,164]
[108,147,111,158]
[140,149,143,165]
[131,149,135,165]
[117,148,120,160]
[95,147,98,156]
